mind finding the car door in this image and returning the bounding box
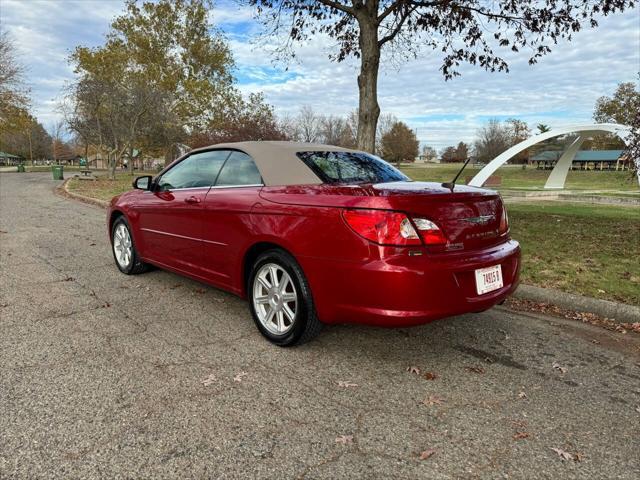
[201,151,263,288]
[136,150,230,273]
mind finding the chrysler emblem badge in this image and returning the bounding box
[461,215,495,225]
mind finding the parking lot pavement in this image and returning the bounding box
[1,172,639,479]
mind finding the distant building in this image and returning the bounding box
[529,150,628,171]
[0,151,24,166]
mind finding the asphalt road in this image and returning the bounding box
[1,172,639,479]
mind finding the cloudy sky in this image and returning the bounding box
[1,0,638,150]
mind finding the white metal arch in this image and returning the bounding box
[468,123,634,189]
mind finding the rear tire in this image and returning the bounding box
[248,249,322,346]
[111,216,149,275]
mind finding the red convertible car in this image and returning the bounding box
[108,142,520,345]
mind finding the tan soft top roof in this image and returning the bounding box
[190,141,360,186]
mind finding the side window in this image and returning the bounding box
[157,150,230,191]
[215,151,262,186]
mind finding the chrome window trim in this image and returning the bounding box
[157,186,212,192]
[209,184,264,190]
[147,184,263,193]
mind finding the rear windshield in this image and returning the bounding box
[296,151,409,185]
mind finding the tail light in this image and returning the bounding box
[499,206,509,235]
[342,209,421,246]
[342,209,447,246]
[412,218,447,245]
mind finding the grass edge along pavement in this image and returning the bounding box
[65,172,640,307]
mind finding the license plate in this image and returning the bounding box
[475,264,503,295]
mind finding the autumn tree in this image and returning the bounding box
[0,30,33,159]
[375,112,398,154]
[380,121,418,165]
[473,119,511,163]
[593,81,639,150]
[440,146,457,163]
[455,141,469,162]
[421,145,437,162]
[285,106,358,147]
[67,44,174,177]
[66,0,238,178]
[0,30,28,119]
[623,109,639,180]
[188,93,288,146]
[295,106,323,142]
[505,118,531,163]
[472,118,535,163]
[594,81,640,126]
[246,0,634,153]
[319,115,343,145]
[0,111,52,162]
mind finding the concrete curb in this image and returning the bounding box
[514,284,640,324]
[58,178,109,209]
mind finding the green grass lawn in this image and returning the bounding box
[508,202,640,306]
[67,172,640,305]
[400,163,639,191]
[66,172,155,202]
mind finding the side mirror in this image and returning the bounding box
[133,175,152,190]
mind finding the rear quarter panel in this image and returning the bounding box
[247,197,378,320]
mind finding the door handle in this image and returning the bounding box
[184,196,201,204]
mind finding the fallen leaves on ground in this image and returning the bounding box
[233,371,247,382]
[513,432,530,440]
[423,372,438,381]
[510,419,528,429]
[506,298,639,334]
[551,447,573,461]
[465,366,486,374]
[407,366,421,375]
[201,374,216,386]
[337,381,358,388]
[335,435,353,445]
[194,288,206,294]
[551,447,584,462]
[418,448,436,460]
[63,276,74,282]
[423,395,444,406]
[552,362,568,374]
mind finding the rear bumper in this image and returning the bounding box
[300,240,521,327]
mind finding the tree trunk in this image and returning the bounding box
[108,153,116,180]
[356,14,381,153]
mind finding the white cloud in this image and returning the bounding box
[1,0,638,149]
[227,6,639,149]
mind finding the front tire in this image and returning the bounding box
[248,249,322,346]
[111,216,149,275]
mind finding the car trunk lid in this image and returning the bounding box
[260,181,508,251]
